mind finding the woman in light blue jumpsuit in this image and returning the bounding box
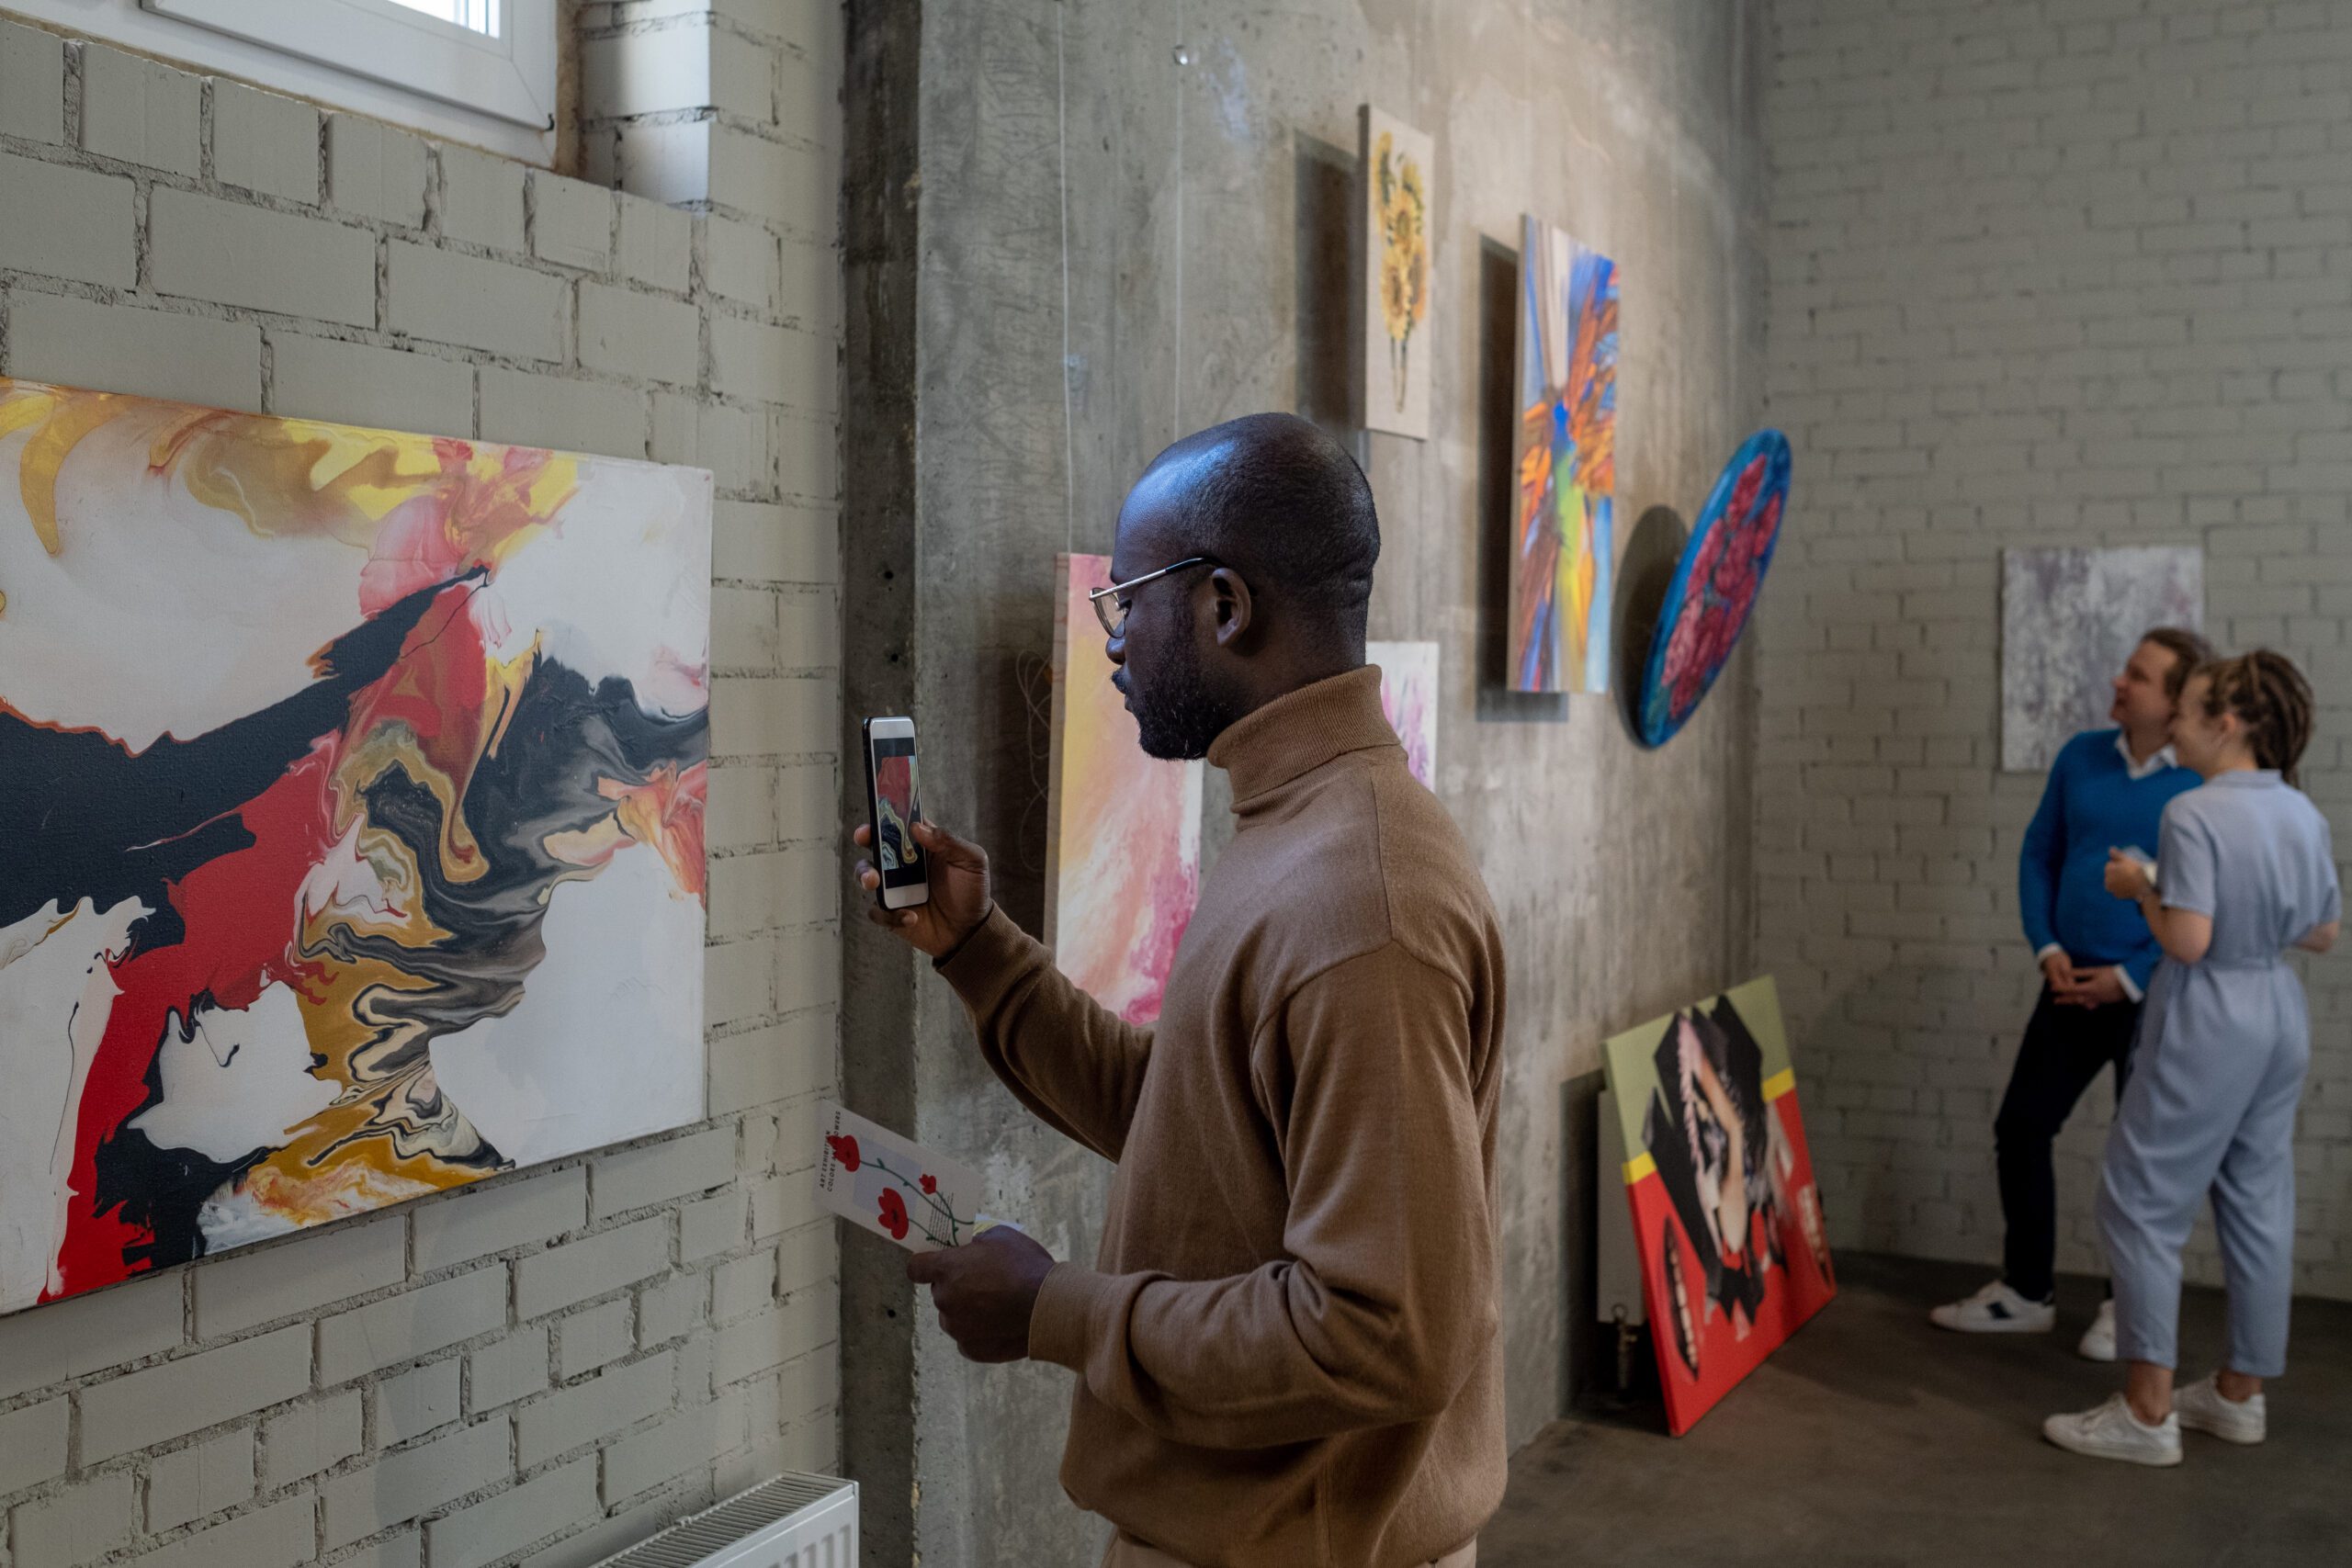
[2044,651,2341,1466]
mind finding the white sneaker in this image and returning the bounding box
[2042,1393,2184,1466]
[2175,1374,2266,1444]
[2077,1299,2119,1361]
[1929,1280,2056,1334]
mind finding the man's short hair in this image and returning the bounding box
[1153,412,1380,635]
[2141,626,2213,700]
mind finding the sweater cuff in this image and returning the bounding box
[933,904,1049,1013]
[1029,1261,1119,1371]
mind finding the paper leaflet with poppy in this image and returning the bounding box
[1600,976,1836,1436]
[815,1100,985,1255]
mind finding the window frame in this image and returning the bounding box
[145,0,556,130]
[3,0,558,164]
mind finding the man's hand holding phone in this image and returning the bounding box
[854,818,993,961]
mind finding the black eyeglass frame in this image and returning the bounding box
[1086,555,1222,639]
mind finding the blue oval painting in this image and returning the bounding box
[1636,431,1792,747]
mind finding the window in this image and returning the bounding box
[146,0,555,130]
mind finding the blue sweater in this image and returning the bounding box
[2019,729,2200,992]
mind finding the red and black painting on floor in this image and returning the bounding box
[1601,977,1837,1435]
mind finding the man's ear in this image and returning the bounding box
[1208,567,1253,649]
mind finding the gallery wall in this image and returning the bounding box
[0,7,845,1568]
[1761,0,2352,1298]
[842,3,1770,1562]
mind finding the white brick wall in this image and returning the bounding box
[1763,0,2352,1300]
[0,7,845,1568]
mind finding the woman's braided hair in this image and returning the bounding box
[2197,649,2315,787]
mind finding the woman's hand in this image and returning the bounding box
[2104,848,2153,901]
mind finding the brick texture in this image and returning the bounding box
[0,6,844,1567]
[1764,0,2352,1299]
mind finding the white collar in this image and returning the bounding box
[2116,731,2177,782]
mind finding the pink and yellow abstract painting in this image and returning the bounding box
[0,379,711,1314]
[1045,554,1204,1024]
[1368,640,1440,789]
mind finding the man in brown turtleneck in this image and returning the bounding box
[852,412,1506,1568]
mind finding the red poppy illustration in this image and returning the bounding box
[920,1174,937,1195]
[877,1187,909,1242]
[826,1134,860,1172]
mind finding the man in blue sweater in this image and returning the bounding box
[1932,627,2209,1356]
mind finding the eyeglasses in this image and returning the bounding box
[1087,556,1217,640]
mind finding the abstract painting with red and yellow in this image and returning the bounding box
[1602,977,1837,1435]
[0,380,711,1314]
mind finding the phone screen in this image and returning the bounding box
[872,735,923,889]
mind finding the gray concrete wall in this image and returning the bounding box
[843,3,1770,1562]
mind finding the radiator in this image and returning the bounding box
[594,1473,858,1568]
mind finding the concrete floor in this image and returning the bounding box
[1482,1253,2352,1567]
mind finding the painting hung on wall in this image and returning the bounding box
[0,379,713,1315]
[1046,554,1204,1023]
[2001,547,2203,773]
[1635,429,1791,748]
[1367,640,1440,789]
[1601,977,1837,1436]
[1510,216,1619,694]
[1361,106,1434,440]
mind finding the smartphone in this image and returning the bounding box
[862,716,929,910]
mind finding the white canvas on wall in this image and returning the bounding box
[2001,547,2205,773]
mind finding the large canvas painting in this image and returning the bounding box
[2002,547,2204,772]
[1046,555,1203,1023]
[1367,639,1439,789]
[1361,106,1433,440]
[1602,978,1836,1436]
[0,379,711,1314]
[1510,216,1619,694]
[1635,430,1791,748]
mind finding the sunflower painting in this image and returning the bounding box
[1360,107,1434,439]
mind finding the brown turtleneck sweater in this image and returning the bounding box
[936,666,1507,1568]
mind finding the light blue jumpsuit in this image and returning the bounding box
[2098,770,2341,1377]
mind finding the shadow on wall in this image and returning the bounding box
[1476,234,1566,725]
[1294,130,1353,439]
[1611,502,1688,747]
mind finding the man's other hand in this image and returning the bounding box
[853,818,994,960]
[2059,966,2128,1009]
[907,1227,1057,1363]
[2040,949,2075,996]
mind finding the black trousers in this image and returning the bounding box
[1994,984,2142,1302]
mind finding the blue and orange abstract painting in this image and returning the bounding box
[0,380,712,1314]
[1510,216,1620,694]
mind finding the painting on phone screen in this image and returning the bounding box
[0,378,710,1316]
[872,738,922,876]
[1600,977,1836,1434]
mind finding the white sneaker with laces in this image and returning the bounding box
[2175,1374,2266,1444]
[1929,1280,2056,1334]
[2077,1299,2119,1361]
[2042,1393,2183,1466]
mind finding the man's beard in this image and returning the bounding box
[1124,635,1242,761]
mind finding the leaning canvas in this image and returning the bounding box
[2001,547,2204,773]
[1510,216,1619,694]
[0,379,712,1314]
[1600,978,1836,1436]
[1361,106,1434,440]
[1367,639,1440,789]
[1046,554,1204,1023]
